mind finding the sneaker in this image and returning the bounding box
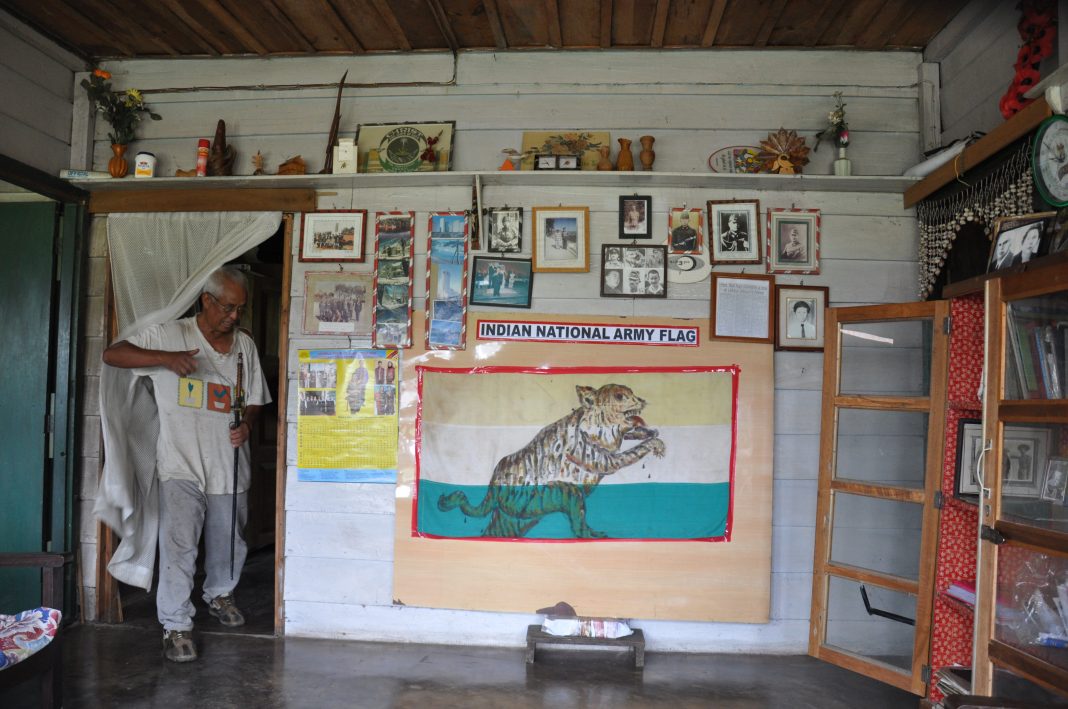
[207,593,245,627]
[163,629,197,663]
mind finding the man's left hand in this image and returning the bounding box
[229,421,250,448]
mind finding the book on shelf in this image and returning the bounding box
[945,580,976,606]
[935,665,971,696]
[1006,304,1068,400]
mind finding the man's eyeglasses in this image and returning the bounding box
[206,292,246,316]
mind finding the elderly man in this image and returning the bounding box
[102,265,270,663]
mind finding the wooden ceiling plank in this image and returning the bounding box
[321,0,367,52]
[18,0,133,57]
[424,0,460,53]
[856,0,920,50]
[651,0,670,48]
[754,0,788,47]
[483,0,510,49]
[808,0,850,47]
[701,0,728,47]
[545,0,563,47]
[369,0,414,51]
[157,0,226,55]
[85,0,181,56]
[600,0,613,48]
[199,0,271,55]
[259,0,318,53]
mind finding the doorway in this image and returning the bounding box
[99,215,290,637]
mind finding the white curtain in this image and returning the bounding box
[95,211,282,590]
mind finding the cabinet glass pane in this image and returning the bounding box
[839,319,931,396]
[830,492,923,580]
[998,422,1068,534]
[1003,293,1068,401]
[835,409,928,488]
[994,545,1068,676]
[825,576,915,672]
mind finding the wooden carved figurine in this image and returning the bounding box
[616,138,634,171]
[208,119,237,176]
[596,145,613,171]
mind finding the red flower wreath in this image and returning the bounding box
[999,0,1057,119]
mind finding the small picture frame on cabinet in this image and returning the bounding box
[953,418,983,501]
[556,154,580,170]
[1041,457,1068,503]
[534,154,558,170]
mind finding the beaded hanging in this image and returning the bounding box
[916,140,1033,298]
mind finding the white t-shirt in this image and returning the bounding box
[128,316,271,494]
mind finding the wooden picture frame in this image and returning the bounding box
[425,212,469,350]
[469,256,533,308]
[532,206,589,272]
[355,121,455,173]
[710,273,774,343]
[1041,457,1068,503]
[708,199,760,264]
[600,244,667,297]
[619,195,652,239]
[486,207,523,253]
[302,271,373,336]
[767,208,820,275]
[372,211,416,348]
[300,210,366,262]
[668,207,704,255]
[775,284,828,351]
[954,420,1052,499]
[954,418,983,499]
[986,212,1056,273]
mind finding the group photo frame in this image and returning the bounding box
[986,211,1056,273]
[619,195,653,239]
[532,206,590,272]
[767,208,821,275]
[469,256,533,308]
[300,210,367,262]
[302,271,373,336]
[486,206,523,253]
[600,244,667,298]
[775,284,828,351]
[708,200,761,265]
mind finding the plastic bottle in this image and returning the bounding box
[196,139,210,176]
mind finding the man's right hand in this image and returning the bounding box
[163,349,199,376]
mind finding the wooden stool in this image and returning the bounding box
[525,624,645,668]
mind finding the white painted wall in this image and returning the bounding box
[76,49,923,652]
[0,10,82,176]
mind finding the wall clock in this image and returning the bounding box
[1033,114,1068,207]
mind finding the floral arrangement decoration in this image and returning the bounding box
[80,68,161,145]
[813,91,848,152]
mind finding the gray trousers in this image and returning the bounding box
[157,478,248,631]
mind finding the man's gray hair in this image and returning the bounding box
[203,265,248,298]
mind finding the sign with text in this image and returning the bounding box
[476,319,699,346]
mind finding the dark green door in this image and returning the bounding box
[0,202,64,612]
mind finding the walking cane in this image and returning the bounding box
[230,353,245,579]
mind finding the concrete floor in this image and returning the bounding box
[4,622,919,708]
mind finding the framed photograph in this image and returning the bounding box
[619,195,652,239]
[300,210,367,262]
[1041,457,1068,503]
[372,211,415,348]
[302,271,373,336]
[986,212,1056,273]
[775,285,828,351]
[1001,425,1051,498]
[710,273,774,344]
[600,245,667,298]
[954,418,983,499]
[534,154,557,170]
[470,256,533,308]
[767,209,821,275]
[486,207,523,253]
[708,199,760,264]
[425,213,469,350]
[355,121,455,173]
[668,207,703,254]
[532,206,590,272]
[557,154,580,170]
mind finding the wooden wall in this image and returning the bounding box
[76,49,923,650]
[0,10,82,176]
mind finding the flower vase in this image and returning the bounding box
[108,144,129,178]
[596,145,613,171]
[615,138,634,171]
[833,145,852,176]
[639,135,656,170]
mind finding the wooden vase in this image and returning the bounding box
[616,138,634,171]
[108,144,129,178]
[596,145,613,171]
[639,135,656,170]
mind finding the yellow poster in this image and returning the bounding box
[297,349,399,482]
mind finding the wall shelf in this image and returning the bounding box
[71,170,921,195]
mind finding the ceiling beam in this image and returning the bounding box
[260,0,318,53]
[425,0,460,53]
[322,0,366,53]
[856,1,922,50]
[545,0,563,48]
[370,0,413,51]
[483,0,509,49]
[701,0,727,48]
[754,0,788,47]
[157,0,225,55]
[600,0,612,48]
[88,0,181,56]
[807,0,849,47]
[650,0,669,48]
[199,0,270,55]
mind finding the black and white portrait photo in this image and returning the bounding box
[618,195,652,239]
[786,299,816,340]
[669,208,702,254]
[708,200,760,264]
[487,207,523,253]
[601,245,667,298]
[987,213,1054,273]
[767,209,820,275]
[775,284,827,351]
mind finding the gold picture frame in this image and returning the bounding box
[532,206,590,273]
